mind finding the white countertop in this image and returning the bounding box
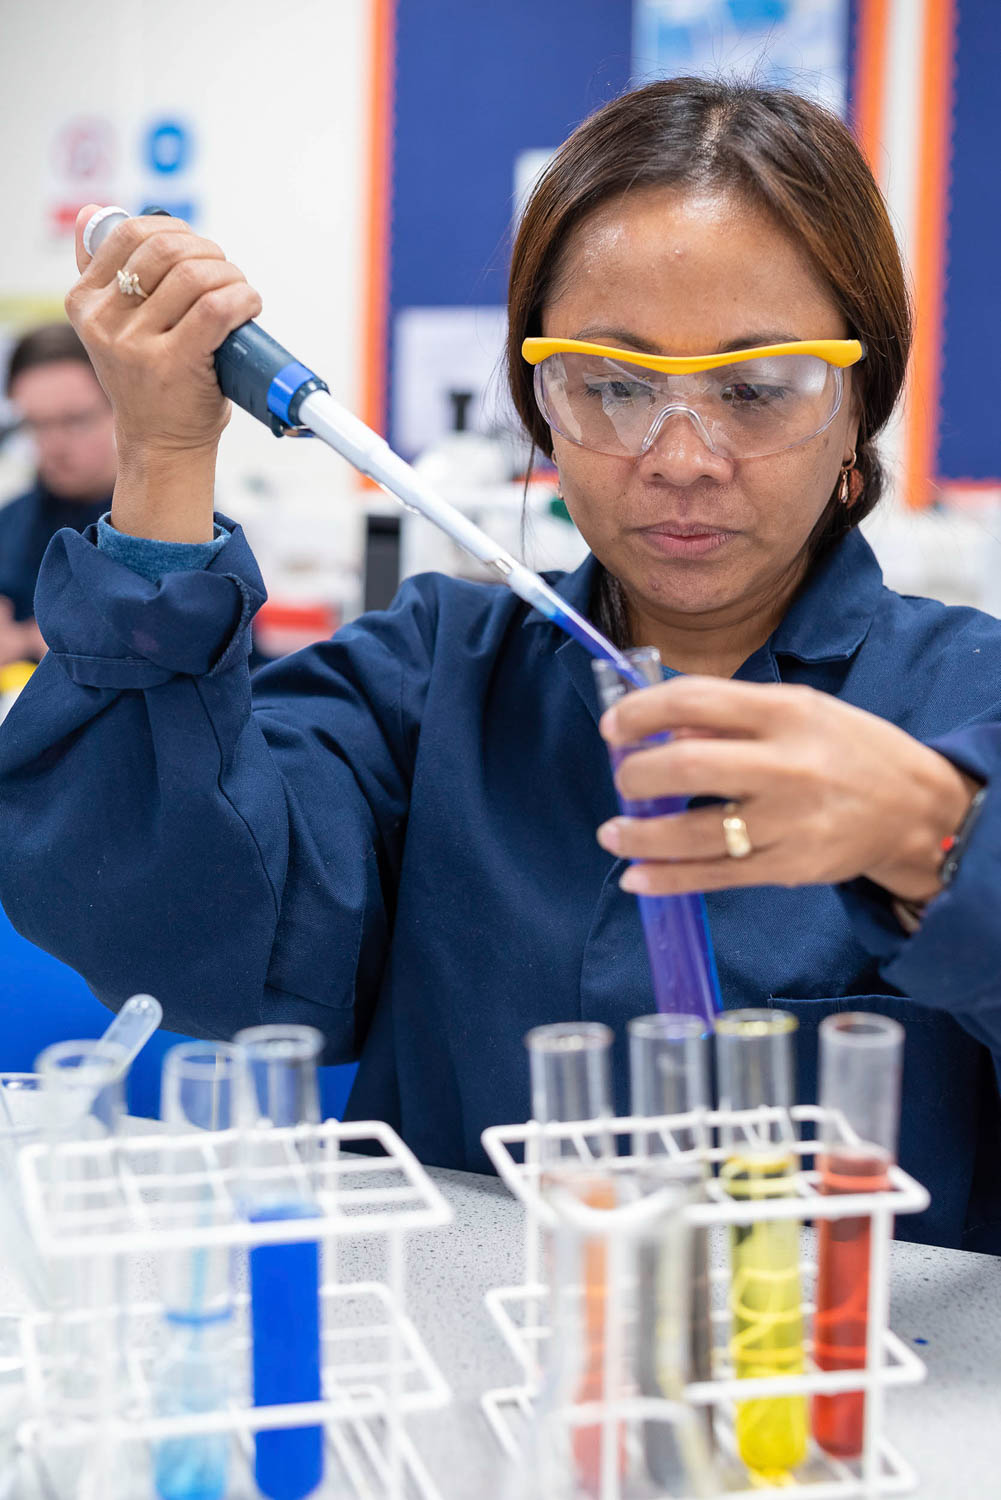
[1,1151,997,1497]
[381,1166,1001,1500]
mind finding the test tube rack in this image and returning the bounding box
[480,1104,930,1500]
[8,1117,453,1500]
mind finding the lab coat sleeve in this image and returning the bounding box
[839,714,1001,1067]
[0,519,436,1059]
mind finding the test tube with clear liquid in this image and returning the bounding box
[35,1040,127,1405]
[628,1014,715,1484]
[812,1012,903,1459]
[592,649,720,1027]
[35,1040,128,1495]
[715,1010,807,1478]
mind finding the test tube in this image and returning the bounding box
[153,1042,241,1500]
[524,1174,715,1500]
[234,1025,324,1500]
[100,993,163,1074]
[0,1073,53,1312]
[524,1022,617,1490]
[35,1038,127,1447]
[715,1010,807,1477]
[812,1013,903,1459]
[526,1021,613,1166]
[628,1014,714,1483]
[592,649,720,1027]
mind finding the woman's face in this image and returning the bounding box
[540,187,860,630]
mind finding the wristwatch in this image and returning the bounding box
[892,783,988,933]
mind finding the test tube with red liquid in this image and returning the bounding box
[812,1012,904,1459]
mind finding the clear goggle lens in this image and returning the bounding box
[534,350,845,461]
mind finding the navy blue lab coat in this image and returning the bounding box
[0,519,999,1252]
[0,484,108,621]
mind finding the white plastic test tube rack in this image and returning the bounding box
[480,1105,930,1500]
[11,1117,452,1500]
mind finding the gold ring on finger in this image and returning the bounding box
[116,267,148,300]
[722,802,753,859]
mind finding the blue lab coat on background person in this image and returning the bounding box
[0,517,999,1253]
[0,483,109,624]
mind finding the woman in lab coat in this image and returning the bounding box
[1,78,998,1251]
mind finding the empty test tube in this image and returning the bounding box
[592,649,721,1027]
[628,1014,715,1483]
[36,1039,127,1414]
[812,1013,903,1459]
[715,1010,807,1478]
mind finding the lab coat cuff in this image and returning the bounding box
[35,515,266,684]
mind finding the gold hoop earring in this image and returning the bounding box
[838,448,858,506]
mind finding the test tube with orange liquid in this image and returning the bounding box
[524,1022,622,1493]
[813,1013,904,1459]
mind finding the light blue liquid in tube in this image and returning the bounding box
[235,1025,325,1500]
[593,649,721,1027]
[155,1042,241,1500]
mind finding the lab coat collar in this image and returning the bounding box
[771,527,885,664]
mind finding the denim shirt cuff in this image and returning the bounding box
[97,512,230,583]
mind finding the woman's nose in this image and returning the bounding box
[636,406,733,485]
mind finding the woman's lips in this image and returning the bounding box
[636,524,735,559]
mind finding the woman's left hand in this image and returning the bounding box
[597,677,978,904]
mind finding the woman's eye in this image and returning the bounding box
[584,379,652,402]
[721,381,788,407]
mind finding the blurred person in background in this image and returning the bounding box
[0,323,116,667]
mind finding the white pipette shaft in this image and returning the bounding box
[298,390,553,605]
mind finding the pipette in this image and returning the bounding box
[82,207,645,688]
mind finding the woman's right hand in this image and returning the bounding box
[66,204,263,542]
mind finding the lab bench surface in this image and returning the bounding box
[368,1166,1000,1500]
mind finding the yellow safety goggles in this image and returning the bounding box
[522,337,865,461]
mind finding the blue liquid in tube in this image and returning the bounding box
[612,745,721,1026]
[249,1204,324,1500]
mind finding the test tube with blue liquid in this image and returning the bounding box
[234,1024,325,1500]
[154,1041,240,1500]
[592,650,721,1027]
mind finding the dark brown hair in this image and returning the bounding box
[5,321,95,397]
[507,76,911,571]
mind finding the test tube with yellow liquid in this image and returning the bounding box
[715,1010,807,1478]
